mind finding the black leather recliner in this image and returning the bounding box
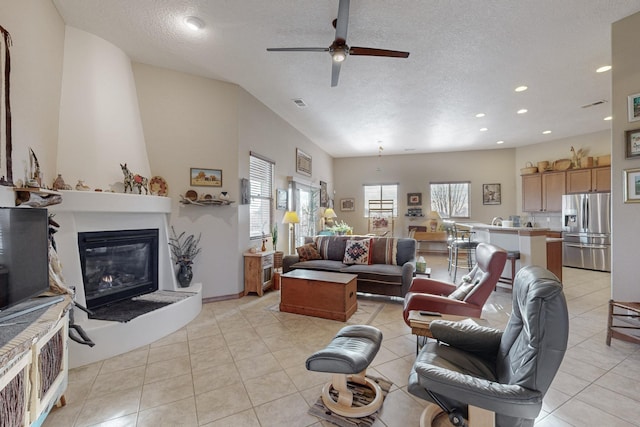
[408,265,569,427]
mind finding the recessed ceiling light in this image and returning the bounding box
[480,127,488,132]
[604,116,612,121]
[515,86,528,92]
[184,16,205,31]
[517,109,528,114]
[496,140,504,145]
[475,113,485,118]
[596,65,612,73]
[542,130,552,134]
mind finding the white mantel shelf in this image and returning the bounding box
[54,190,171,213]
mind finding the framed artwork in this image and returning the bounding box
[483,183,502,205]
[276,188,288,210]
[629,93,640,122]
[407,193,422,206]
[320,180,328,207]
[624,168,640,203]
[296,148,312,176]
[626,128,640,159]
[240,178,250,204]
[340,198,355,211]
[190,168,222,187]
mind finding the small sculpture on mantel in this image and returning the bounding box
[53,174,72,190]
[120,163,149,195]
[75,180,91,191]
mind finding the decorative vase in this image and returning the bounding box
[177,263,193,287]
[220,191,230,201]
[261,239,267,252]
[53,174,66,191]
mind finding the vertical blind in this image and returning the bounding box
[249,152,274,239]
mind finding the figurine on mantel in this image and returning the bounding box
[53,174,72,190]
[75,180,91,191]
[120,163,149,195]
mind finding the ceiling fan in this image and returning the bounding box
[266,0,410,87]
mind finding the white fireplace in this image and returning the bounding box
[49,191,201,368]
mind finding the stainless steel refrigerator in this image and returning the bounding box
[562,193,611,271]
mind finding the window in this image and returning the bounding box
[430,182,470,218]
[249,152,274,239]
[363,184,398,217]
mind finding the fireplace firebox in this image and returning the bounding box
[78,229,159,310]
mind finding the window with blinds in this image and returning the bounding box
[249,152,274,239]
[363,184,398,217]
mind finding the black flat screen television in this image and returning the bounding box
[0,207,50,311]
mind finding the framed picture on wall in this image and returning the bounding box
[624,168,640,203]
[340,198,355,211]
[190,168,222,187]
[483,183,501,205]
[276,188,288,210]
[240,178,250,204]
[320,180,328,207]
[296,148,312,176]
[625,128,640,158]
[407,193,422,206]
[629,92,640,122]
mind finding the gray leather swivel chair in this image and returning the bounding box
[408,266,568,427]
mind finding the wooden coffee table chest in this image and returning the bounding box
[280,270,358,321]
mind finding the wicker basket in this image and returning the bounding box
[553,159,572,170]
[597,155,611,166]
[520,161,538,174]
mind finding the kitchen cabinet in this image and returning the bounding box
[566,166,611,193]
[522,171,565,212]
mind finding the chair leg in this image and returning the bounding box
[452,247,458,282]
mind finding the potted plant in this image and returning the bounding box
[168,226,202,287]
[329,220,353,235]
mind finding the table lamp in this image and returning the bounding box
[282,210,300,255]
[323,207,337,228]
[428,211,441,232]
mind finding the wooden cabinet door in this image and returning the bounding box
[542,171,565,212]
[567,169,592,193]
[592,166,611,192]
[522,174,542,212]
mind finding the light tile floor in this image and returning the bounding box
[44,255,640,427]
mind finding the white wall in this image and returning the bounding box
[0,0,64,187]
[58,26,150,190]
[132,63,240,299]
[237,87,334,256]
[333,148,517,236]
[612,12,640,301]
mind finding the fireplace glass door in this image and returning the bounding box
[78,229,159,310]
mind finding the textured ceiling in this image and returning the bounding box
[52,0,640,158]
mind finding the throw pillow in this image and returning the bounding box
[343,239,372,265]
[448,280,478,301]
[296,242,322,262]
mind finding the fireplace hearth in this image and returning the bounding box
[78,229,159,310]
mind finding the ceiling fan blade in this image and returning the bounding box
[335,0,350,41]
[349,47,410,58]
[266,47,329,52]
[331,61,342,87]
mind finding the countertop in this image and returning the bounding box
[458,223,551,236]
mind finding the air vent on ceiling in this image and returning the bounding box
[581,100,607,109]
[292,98,307,108]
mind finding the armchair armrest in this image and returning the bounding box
[429,320,503,356]
[413,362,543,419]
[400,261,416,296]
[403,293,485,323]
[408,277,457,295]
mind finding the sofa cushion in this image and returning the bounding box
[296,242,322,262]
[290,259,346,272]
[370,238,398,265]
[341,264,404,285]
[343,239,372,265]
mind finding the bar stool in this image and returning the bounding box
[498,250,520,289]
[444,221,479,282]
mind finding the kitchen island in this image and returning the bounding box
[457,223,552,280]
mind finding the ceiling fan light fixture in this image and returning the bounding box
[331,46,347,62]
[184,16,205,31]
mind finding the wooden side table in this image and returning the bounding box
[243,250,274,296]
[607,300,640,345]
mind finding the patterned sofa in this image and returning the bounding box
[282,235,417,298]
